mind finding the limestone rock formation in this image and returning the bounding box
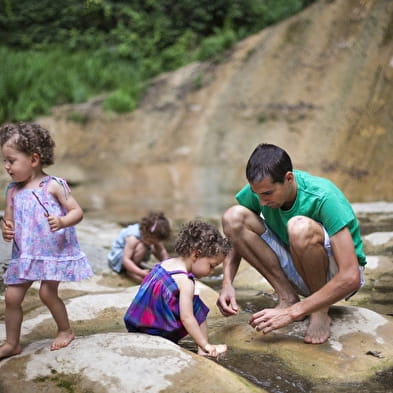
[1,0,391,221]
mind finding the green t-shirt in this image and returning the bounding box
[235,170,366,266]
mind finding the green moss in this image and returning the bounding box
[66,112,90,125]
[32,372,96,393]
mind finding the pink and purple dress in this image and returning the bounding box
[3,176,93,284]
[124,263,209,343]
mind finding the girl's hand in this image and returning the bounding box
[203,343,227,358]
[47,215,64,232]
[1,218,15,242]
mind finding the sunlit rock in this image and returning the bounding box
[212,305,393,384]
[0,333,264,393]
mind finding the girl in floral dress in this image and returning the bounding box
[0,122,93,360]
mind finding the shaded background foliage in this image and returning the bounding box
[0,0,315,124]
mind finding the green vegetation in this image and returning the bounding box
[0,0,315,123]
[34,371,84,393]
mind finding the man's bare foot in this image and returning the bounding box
[304,311,331,344]
[50,330,75,351]
[0,342,22,360]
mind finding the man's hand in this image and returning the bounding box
[217,284,239,316]
[249,307,294,334]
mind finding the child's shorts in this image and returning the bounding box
[260,225,365,298]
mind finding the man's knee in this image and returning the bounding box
[222,205,265,239]
[222,205,253,236]
[287,216,323,249]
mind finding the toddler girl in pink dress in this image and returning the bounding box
[0,122,93,360]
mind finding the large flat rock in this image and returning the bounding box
[212,305,393,383]
[0,333,264,393]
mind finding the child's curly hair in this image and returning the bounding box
[0,122,55,167]
[175,220,231,258]
[140,212,171,241]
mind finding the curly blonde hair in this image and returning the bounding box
[174,220,231,258]
[0,122,55,167]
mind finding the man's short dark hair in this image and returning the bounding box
[246,143,293,184]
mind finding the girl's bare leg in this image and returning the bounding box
[39,281,75,351]
[0,282,32,360]
[123,242,149,282]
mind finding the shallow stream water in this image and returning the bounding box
[180,286,393,393]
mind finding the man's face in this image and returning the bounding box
[250,172,296,210]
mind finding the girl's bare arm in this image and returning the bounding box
[46,179,83,231]
[1,190,15,242]
[151,242,169,261]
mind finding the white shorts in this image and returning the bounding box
[261,225,365,298]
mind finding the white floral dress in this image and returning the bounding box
[4,176,93,284]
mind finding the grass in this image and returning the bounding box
[0,46,144,123]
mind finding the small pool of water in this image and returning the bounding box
[180,289,393,393]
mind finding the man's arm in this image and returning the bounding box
[216,247,242,316]
[293,227,360,315]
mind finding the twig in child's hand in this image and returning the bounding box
[13,239,20,251]
[32,191,50,216]
[0,216,20,251]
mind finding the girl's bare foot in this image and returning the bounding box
[304,311,331,344]
[0,342,22,360]
[50,330,75,351]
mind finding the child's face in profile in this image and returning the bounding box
[2,142,34,183]
[192,254,225,279]
[142,235,161,247]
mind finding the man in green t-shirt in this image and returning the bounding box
[217,143,366,344]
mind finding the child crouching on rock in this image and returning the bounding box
[124,220,230,357]
[108,212,171,282]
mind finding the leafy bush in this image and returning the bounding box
[0,46,143,122]
[103,90,137,113]
[197,28,237,62]
[0,0,316,123]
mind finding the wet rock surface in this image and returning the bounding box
[0,203,393,393]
